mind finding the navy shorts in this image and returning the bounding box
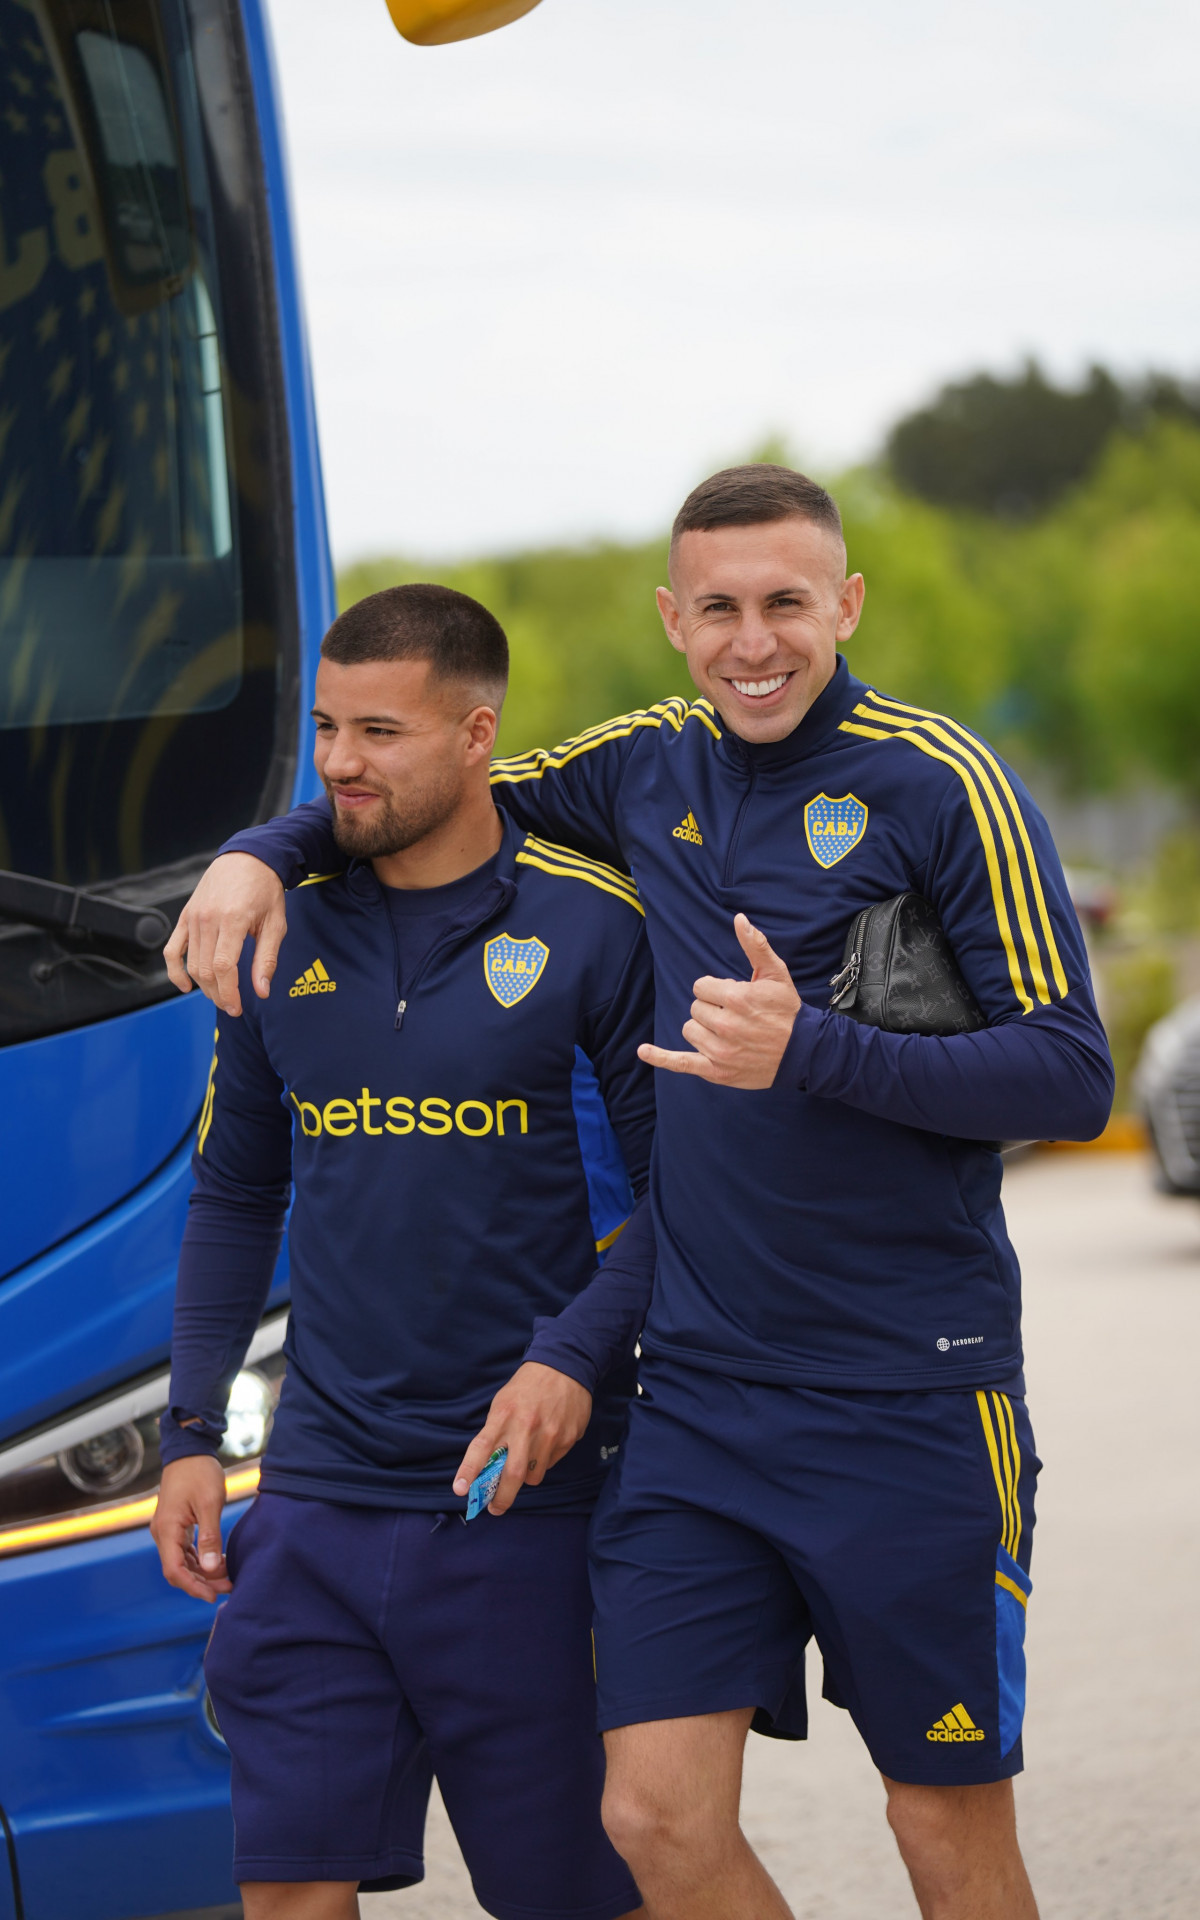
[589,1358,1038,1786]
[205,1493,638,1919]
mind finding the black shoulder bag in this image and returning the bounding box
[828,892,985,1036]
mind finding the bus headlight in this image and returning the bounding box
[58,1422,146,1495]
[0,1313,287,1557]
[223,1370,274,1460]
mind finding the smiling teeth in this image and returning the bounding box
[732,674,789,697]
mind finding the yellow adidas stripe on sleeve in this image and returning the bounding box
[492,698,720,785]
[840,716,1034,1014]
[297,871,340,888]
[515,836,645,915]
[860,691,1068,1000]
[518,835,640,892]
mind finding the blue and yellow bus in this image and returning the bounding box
[0,1,330,1912]
[0,4,619,1915]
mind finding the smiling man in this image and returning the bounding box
[166,468,1113,1920]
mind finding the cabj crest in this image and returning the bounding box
[804,793,868,868]
[485,933,549,1007]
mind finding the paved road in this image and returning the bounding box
[364,1152,1200,1919]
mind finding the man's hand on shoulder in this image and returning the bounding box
[638,912,801,1090]
[452,1363,593,1516]
[150,1456,232,1603]
[164,853,288,1017]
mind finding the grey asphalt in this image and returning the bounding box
[363,1152,1200,1919]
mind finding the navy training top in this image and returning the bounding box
[162,810,656,1510]
[220,660,1114,1394]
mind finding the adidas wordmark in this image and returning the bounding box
[926,1703,984,1743]
[290,958,337,997]
[672,811,703,845]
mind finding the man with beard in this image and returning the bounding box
[151,584,651,1920]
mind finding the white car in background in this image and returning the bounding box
[1136,999,1200,1195]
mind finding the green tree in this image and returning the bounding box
[886,363,1124,517]
[335,414,1200,803]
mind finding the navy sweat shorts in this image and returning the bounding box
[205,1492,638,1918]
[589,1357,1038,1786]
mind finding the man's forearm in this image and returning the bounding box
[781,988,1114,1142]
[219,796,339,890]
[160,1182,286,1464]
[523,1196,656,1391]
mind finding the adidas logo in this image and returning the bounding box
[672,810,703,845]
[289,958,337,997]
[926,1703,984,1744]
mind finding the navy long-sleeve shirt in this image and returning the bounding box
[222,660,1114,1393]
[163,811,657,1510]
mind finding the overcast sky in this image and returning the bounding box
[264,0,1199,563]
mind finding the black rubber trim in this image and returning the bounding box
[0,1801,25,1920]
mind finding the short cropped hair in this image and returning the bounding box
[321,583,508,703]
[671,465,843,559]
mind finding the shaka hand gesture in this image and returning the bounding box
[638,913,801,1090]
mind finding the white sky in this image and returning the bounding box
[264,0,1199,563]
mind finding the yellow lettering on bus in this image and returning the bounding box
[385,1096,415,1136]
[322,1097,358,1137]
[43,151,102,270]
[455,1099,493,1137]
[418,1097,452,1136]
[495,1098,528,1136]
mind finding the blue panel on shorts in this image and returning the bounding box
[995,1545,1031,1757]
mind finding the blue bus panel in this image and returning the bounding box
[0,0,332,1910]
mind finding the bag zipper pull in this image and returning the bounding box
[394,999,407,1031]
[829,952,860,1005]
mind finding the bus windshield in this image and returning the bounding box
[0,0,299,1045]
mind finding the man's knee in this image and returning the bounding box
[601,1713,750,1876]
[884,1777,1016,1875]
[602,1774,706,1867]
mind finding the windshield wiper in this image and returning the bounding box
[0,871,171,955]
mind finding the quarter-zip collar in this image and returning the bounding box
[343,806,522,928]
[343,809,522,1028]
[719,654,865,774]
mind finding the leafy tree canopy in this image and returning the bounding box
[886,362,1200,518]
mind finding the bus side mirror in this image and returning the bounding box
[385,0,544,46]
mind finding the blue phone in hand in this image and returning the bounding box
[465,1447,508,1520]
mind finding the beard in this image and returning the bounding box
[327,770,463,859]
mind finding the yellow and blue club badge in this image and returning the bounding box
[484,934,550,1007]
[804,793,868,868]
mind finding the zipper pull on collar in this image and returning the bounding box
[394,999,407,1031]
